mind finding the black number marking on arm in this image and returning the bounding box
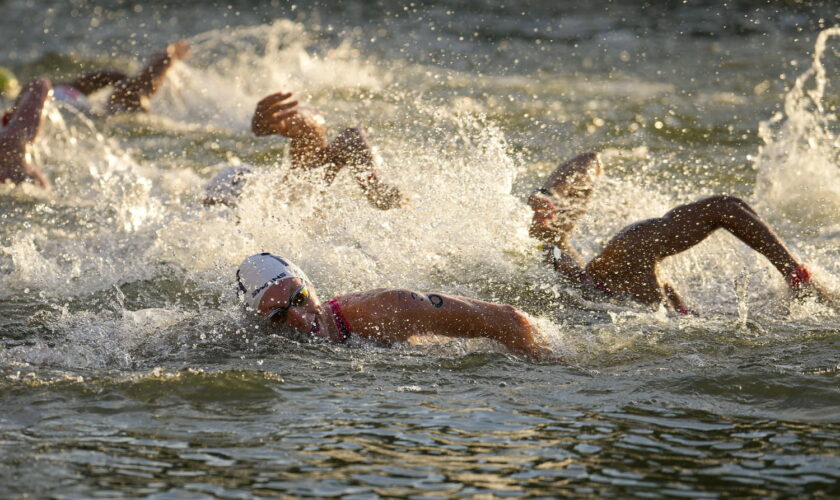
[428,294,444,308]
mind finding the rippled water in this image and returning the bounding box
[1,1,839,497]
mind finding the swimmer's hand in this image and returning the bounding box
[251,91,326,139]
[793,279,839,310]
[364,181,408,210]
[166,41,191,61]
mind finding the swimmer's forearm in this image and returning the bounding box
[546,243,585,282]
[123,42,188,99]
[133,51,176,96]
[377,290,551,359]
[67,70,128,95]
[663,283,694,315]
[6,78,51,144]
[290,132,328,169]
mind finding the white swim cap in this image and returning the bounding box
[204,164,253,206]
[53,84,91,112]
[236,253,310,313]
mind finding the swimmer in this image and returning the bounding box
[236,253,555,361]
[529,152,837,312]
[0,43,188,190]
[248,91,406,210]
[0,78,52,189]
[2,41,189,118]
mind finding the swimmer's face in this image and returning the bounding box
[259,278,327,338]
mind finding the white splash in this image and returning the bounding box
[754,27,840,227]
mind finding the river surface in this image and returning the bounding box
[1,1,839,498]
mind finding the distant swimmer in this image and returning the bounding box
[204,91,405,210]
[1,41,189,121]
[528,152,837,313]
[0,78,52,189]
[236,253,556,361]
[0,43,189,190]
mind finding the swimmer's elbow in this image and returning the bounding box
[499,305,533,331]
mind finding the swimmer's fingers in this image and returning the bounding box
[257,92,294,111]
[270,110,302,135]
[270,109,299,122]
[265,99,299,117]
[252,92,297,136]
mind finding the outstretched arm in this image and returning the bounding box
[586,195,836,306]
[66,70,129,96]
[344,289,558,361]
[106,41,190,113]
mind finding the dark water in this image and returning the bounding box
[1,1,839,498]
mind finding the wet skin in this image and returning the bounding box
[256,278,556,361]
[530,152,834,311]
[0,78,52,189]
[251,91,406,210]
[1,43,189,189]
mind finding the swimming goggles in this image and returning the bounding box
[266,284,309,322]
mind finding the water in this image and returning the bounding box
[1,1,839,497]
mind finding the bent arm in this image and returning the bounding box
[66,70,128,95]
[5,78,51,144]
[107,41,189,113]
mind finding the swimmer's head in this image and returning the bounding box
[0,67,20,99]
[204,164,253,207]
[236,253,311,316]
